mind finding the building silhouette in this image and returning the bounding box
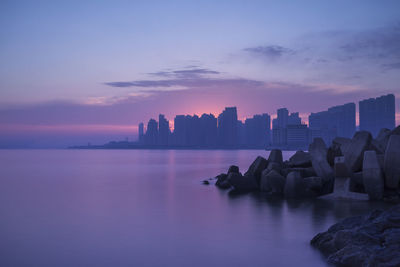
[158,114,170,146]
[218,107,238,148]
[244,113,271,147]
[138,122,144,144]
[135,94,395,149]
[309,102,356,145]
[145,119,158,146]
[359,94,395,137]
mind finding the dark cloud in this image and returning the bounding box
[243,45,294,59]
[147,68,220,79]
[382,62,400,70]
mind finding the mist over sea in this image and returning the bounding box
[0,150,389,267]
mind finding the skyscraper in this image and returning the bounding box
[309,102,356,145]
[218,107,238,148]
[244,113,271,148]
[138,122,144,144]
[145,119,158,146]
[359,94,395,137]
[200,113,217,147]
[158,114,170,146]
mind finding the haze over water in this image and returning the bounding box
[0,150,389,267]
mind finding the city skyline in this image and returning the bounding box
[135,93,396,149]
[1,1,399,148]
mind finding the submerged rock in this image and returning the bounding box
[228,165,239,174]
[260,169,285,194]
[227,172,258,192]
[311,205,400,267]
[244,156,268,185]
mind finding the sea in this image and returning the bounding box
[0,150,390,266]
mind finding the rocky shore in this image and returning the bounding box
[311,205,400,266]
[205,126,400,266]
[208,126,400,201]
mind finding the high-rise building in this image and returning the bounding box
[158,114,170,146]
[287,124,309,148]
[359,94,395,137]
[244,113,271,148]
[218,107,238,148]
[309,102,356,145]
[172,115,186,146]
[138,122,144,144]
[145,119,158,146]
[200,113,217,147]
[272,108,301,147]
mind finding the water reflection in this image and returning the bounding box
[0,149,393,267]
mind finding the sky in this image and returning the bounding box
[1,0,400,148]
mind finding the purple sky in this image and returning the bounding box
[1,1,400,148]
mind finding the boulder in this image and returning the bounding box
[332,137,352,148]
[384,135,400,189]
[284,171,305,198]
[288,150,312,167]
[341,131,372,173]
[309,138,334,183]
[267,149,283,165]
[390,125,400,136]
[303,176,323,196]
[375,128,391,152]
[267,162,282,173]
[244,156,268,184]
[334,156,351,178]
[215,173,230,189]
[369,139,385,154]
[311,205,400,266]
[349,172,365,193]
[327,144,343,166]
[227,172,258,192]
[260,169,285,194]
[227,165,239,174]
[281,167,316,178]
[362,151,384,200]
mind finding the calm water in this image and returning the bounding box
[0,150,390,267]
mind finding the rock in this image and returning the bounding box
[244,156,268,184]
[327,144,342,166]
[384,135,400,189]
[309,138,334,192]
[202,180,210,185]
[288,150,312,167]
[267,162,282,173]
[311,205,400,267]
[341,131,372,173]
[349,172,365,193]
[362,151,384,200]
[332,137,352,148]
[215,173,230,189]
[334,156,351,178]
[227,172,258,192]
[303,176,323,196]
[267,149,283,165]
[369,139,385,154]
[281,167,316,178]
[284,171,305,198]
[390,125,400,136]
[260,169,285,194]
[375,128,391,152]
[320,176,368,200]
[228,165,239,174]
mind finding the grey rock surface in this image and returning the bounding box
[311,205,400,267]
[363,151,384,200]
